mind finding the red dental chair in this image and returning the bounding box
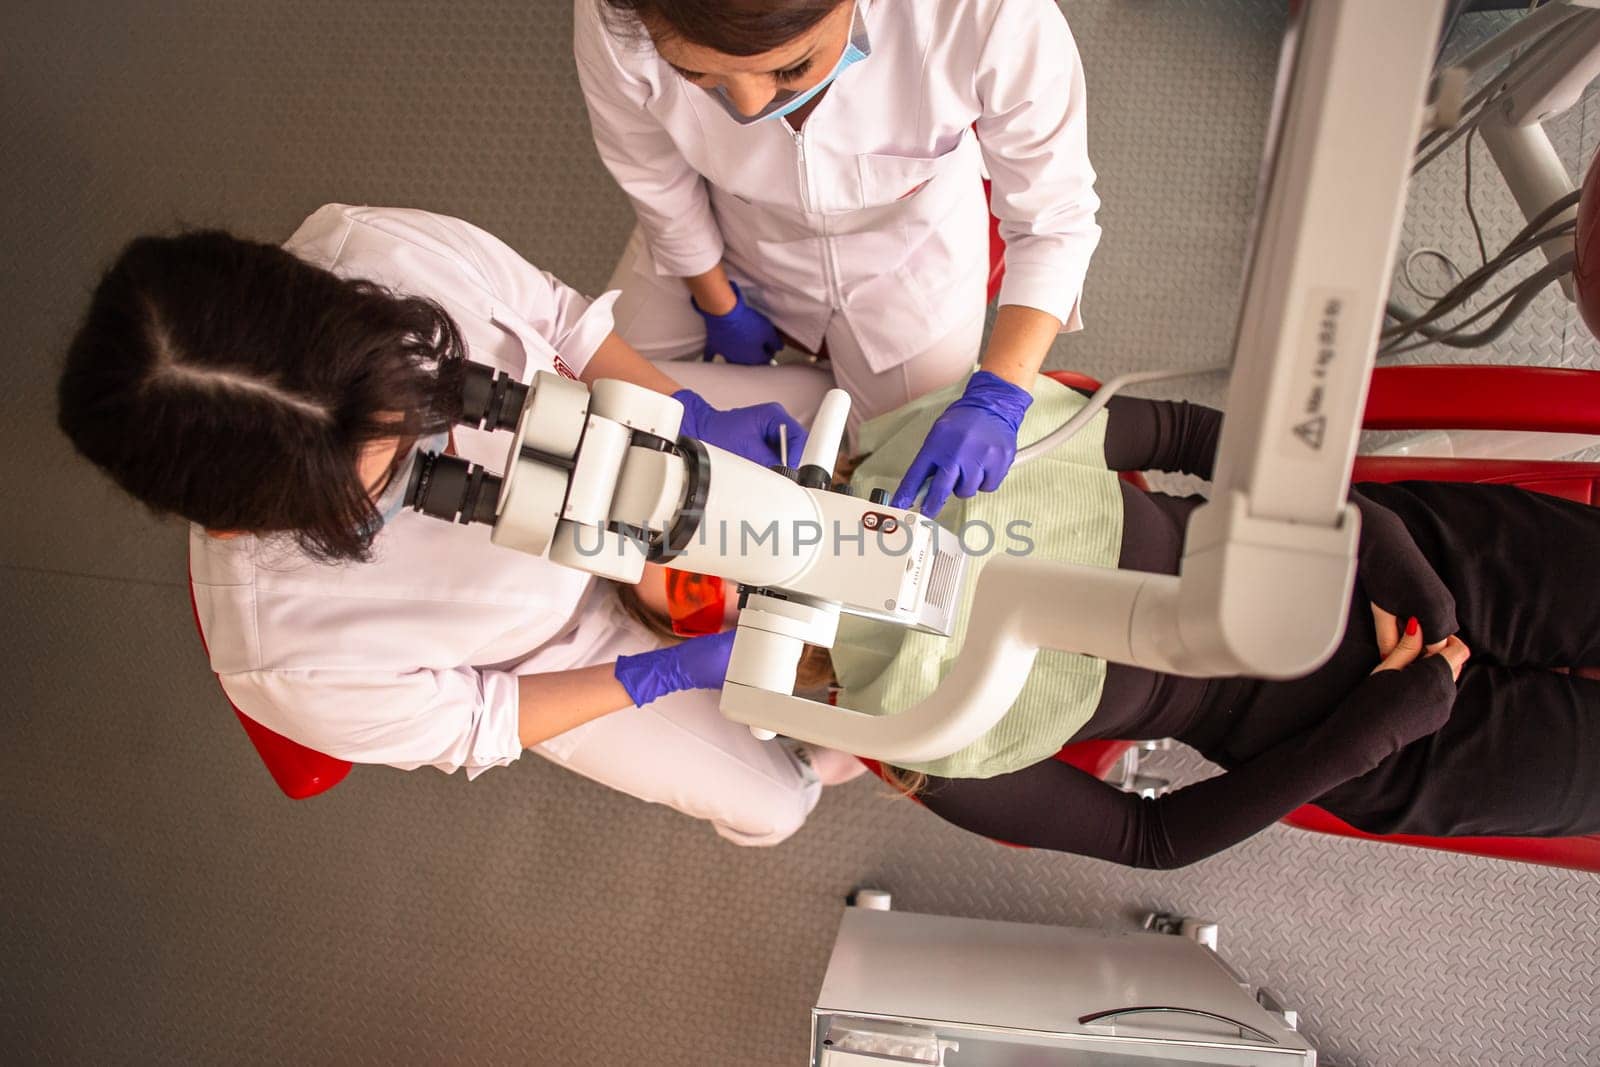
[1030,365,1600,872]
[188,581,352,799]
[946,165,1600,871]
[1280,363,1600,871]
[858,365,1600,872]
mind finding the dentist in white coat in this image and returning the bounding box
[575,0,1102,518]
[57,203,832,846]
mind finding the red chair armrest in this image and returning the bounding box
[1365,365,1600,435]
[188,577,352,799]
[1053,739,1136,780]
[1285,805,1600,874]
[231,709,353,800]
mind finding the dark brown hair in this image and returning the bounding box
[602,0,846,56]
[57,229,466,563]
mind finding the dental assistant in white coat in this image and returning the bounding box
[56,204,830,846]
[575,0,1102,517]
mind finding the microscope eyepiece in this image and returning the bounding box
[459,363,529,432]
[406,451,502,526]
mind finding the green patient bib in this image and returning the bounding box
[835,374,1125,779]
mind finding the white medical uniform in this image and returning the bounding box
[189,204,820,846]
[575,0,1102,425]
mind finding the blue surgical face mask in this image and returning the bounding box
[373,431,449,527]
[708,0,870,126]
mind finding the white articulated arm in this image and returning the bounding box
[722,555,1151,763]
[720,490,1360,763]
[1473,5,1600,300]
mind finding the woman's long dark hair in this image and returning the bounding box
[602,0,846,56]
[57,229,466,563]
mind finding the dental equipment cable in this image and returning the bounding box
[1381,217,1576,349]
[1382,192,1579,346]
[1381,251,1576,356]
[1388,245,1574,346]
[1383,217,1574,338]
[1013,363,1232,466]
[1387,187,1580,327]
[1463,127,1488,266]
[1398,129,1487,305]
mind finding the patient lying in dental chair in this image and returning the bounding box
[641,375,1600,868]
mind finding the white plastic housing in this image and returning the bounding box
[610,446,686,532]
[588,378,685,439]
[489,459,568,556]
[799,388,851,474]
[666,444,826,587]
[562,416,630,526]
[499,370,589,518]
[548,520,647,584]
[517,371,589,458]
[722,553,1152,763]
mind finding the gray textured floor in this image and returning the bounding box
[4,3,1599,1066]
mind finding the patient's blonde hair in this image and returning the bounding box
[615,581,679,640]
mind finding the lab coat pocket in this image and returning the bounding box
[855,152,942,211]
[854,127,972,210]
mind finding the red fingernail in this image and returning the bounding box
[1405,617,1419,637]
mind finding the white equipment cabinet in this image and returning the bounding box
[811,908,1315,1066]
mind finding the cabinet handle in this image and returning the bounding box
[1077,1006,1278,1044]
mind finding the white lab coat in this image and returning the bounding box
[574,0,1102,374]
[191,204,615,776]
[189,205,819,842]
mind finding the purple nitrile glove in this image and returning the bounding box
[693,280,783,365]
[614,630,736,707]
[673,388,809,468]
[891,370,1033,517]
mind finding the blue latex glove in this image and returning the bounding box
[890,371,1033,517]
[693,281,783,365]
[674,388,808,468]
[614,630,736,707]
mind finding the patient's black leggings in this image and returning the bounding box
[913,397,1600,865]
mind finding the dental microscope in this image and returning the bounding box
[404,365,968,748]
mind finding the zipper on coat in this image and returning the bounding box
[788,122,841,309]
[788,124,810,214]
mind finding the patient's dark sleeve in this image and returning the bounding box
[1099,395,1223,478]
[1096,395,1455,637]
[914,658,1456,869]
[1351,488,1459,642]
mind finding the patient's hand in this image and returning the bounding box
[1343,628,1465,766]
[1371,603,1452,659]
[1371,604,1469,681]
